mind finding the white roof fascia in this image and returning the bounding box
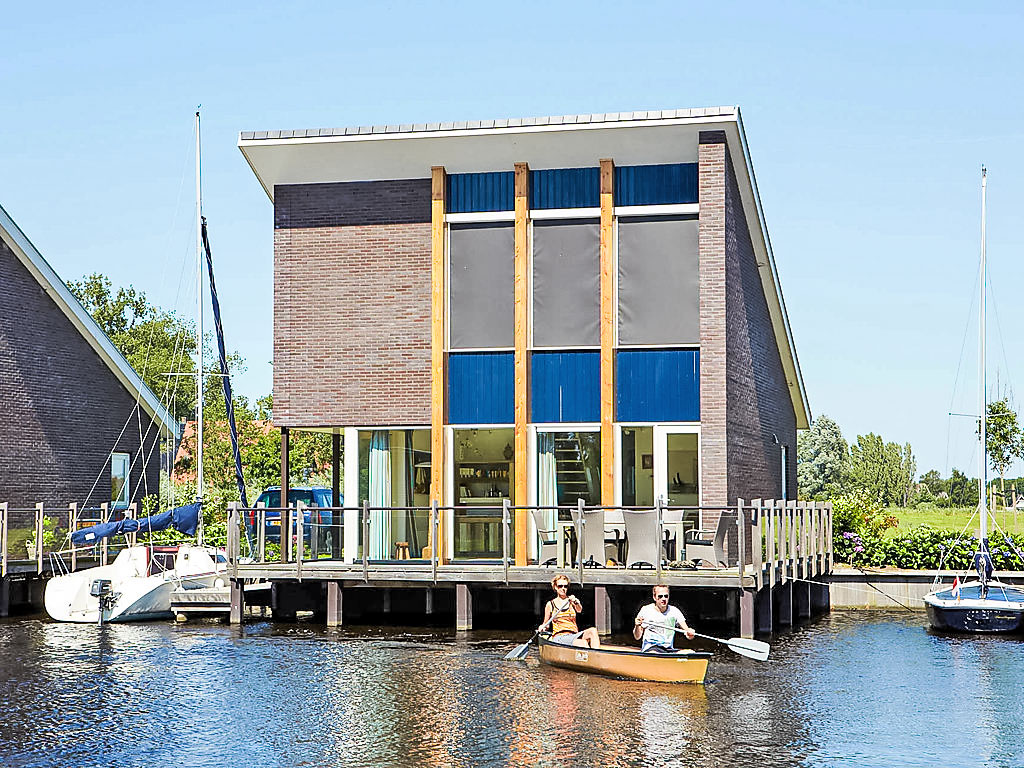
[0,204,180,438]
[728,109,811,429]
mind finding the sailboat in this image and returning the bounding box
[923,168,1024,633]
[44,111,245,624]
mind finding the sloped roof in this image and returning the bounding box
[239,106,809,428]
[0,203,179,437]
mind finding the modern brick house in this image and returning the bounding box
[239,107,809,566]
[0,204,176,511]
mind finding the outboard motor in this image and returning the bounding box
[90,579,115,626]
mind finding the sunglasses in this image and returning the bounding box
[655,594,669,600]
[556,584,569,589]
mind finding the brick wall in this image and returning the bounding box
[698,132,728,506]
[724,145,798,502]
[273,180,433,427]
[0,239,160,514]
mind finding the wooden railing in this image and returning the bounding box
[0,502,132,575]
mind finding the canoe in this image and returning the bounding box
[538,634,712,684]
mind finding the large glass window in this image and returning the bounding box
[111,453,129,508]
[452,428,514,559]
[358,430,431,560]
[537,431,601,513]
[620,428,654,507]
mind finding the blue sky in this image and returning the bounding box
[3,1,1024,478]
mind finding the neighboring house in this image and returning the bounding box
[239,106,810,564]
[0,203,178,512]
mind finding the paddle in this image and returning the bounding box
[505,604,569,661]
[643,622,771,662]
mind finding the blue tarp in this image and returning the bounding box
[71,502,201,545]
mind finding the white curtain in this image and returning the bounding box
[369,430,392,559]
[537,432,558,533]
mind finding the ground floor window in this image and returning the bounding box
[357,429,431,559]
[537,430,601,515]
[111,452,130,508]
[452,427,514,559]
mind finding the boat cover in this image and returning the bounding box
[71,502,201,545]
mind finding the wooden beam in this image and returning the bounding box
[599,158,615,507]
[430,166,447,562]
[514,162,530,566]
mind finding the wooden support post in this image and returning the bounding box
[326,581,343,626]
[425,587,434,615]
[777,580,794,626]
[0,576,8,618]
[34,502,43,574]
[755,585,773,635]
[736,498,746,580]
[0,502,7,578]
[455,583,473,631]
[280,426,290,562]
[752,498,763,590]
[229,579,244,624]
[99,503,109,566]
[795,580,811,620]
[599,158,615,507]
[332,432,342,560]
[513,161,530,566]
[430,165,448,563]
[594,585,612,635]
[738,588,755,639]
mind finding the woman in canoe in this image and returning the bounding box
[539,574,601,648]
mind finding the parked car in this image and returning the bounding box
[245,486,342,552]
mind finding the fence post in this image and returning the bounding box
[826,502,833,572]
[787,500,797,583]
[126,503,137,548]
[736,498,746,582]
[295,501,304,581]
[752,498,763,590]
[576,499,585,585]
[1,502,7,578]
[68,502,78,571]
[656,496,664,584]
[226,503,238,575]
[430,500,438,584]
[502,499,510,585]
[256,502,266,562]
[34,502,44,574]
[362,500,370,583]
[100,503,109,566]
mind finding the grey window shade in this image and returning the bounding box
[618,217,699,345]
[450,223,514,348]
[532,220,600,347]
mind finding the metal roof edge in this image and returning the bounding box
[732,107,811,429]
[0,203,180,438]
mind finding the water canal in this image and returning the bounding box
[1,611,1022,768]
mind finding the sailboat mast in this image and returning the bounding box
[195,110,204,516]
[979,166,987,540]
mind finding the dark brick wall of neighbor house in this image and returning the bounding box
[273,180,433,428]
[0,239,160,515]
[724,149,798,502]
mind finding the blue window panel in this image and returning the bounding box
[531,351,600,423]
[530,167,599,209]
[616,349,700,422]
[614,163,698,206]
[447,172,514,213]
[448,352,514,424]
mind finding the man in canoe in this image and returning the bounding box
[633,584,695,653]
[539,575,601,648]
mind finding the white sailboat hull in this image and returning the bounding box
[44,545,226,624]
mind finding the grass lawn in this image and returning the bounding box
[887,505,1024,537]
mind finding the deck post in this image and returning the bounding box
[594,585,612,635]
[777,580,793,626]
[280,426,290,562]
[736,498,745,581]
[455,583,473,631]
[502,499,510,585]
[425,587,434,615]
[229,579,245,625]
[755,584,773,634]
[795,580,811,620]
[738,588,755,639]
[34,503,43,574]
[0,576,8,618]
[326,581,343,626]
[68,502,78,572]
[362,501,370,583]
[752,498,763,590]
[0,502,7,578]
[99,503,109,566]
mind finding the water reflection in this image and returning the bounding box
[2,612,1024,767]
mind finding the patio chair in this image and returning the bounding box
[623,508,660,569]
[530,508,559,566]
[684,512,733,568]
[577,506,606,567]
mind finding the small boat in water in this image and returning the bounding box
[538,634,712,683]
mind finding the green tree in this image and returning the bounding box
[849,433,915,506]
[68,273,196,421]
[920,469,946,496]
[948,467,979,507]
[797,415,850,499]
[986,398,1024,507]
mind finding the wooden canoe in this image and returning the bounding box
[538,634,711,684]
